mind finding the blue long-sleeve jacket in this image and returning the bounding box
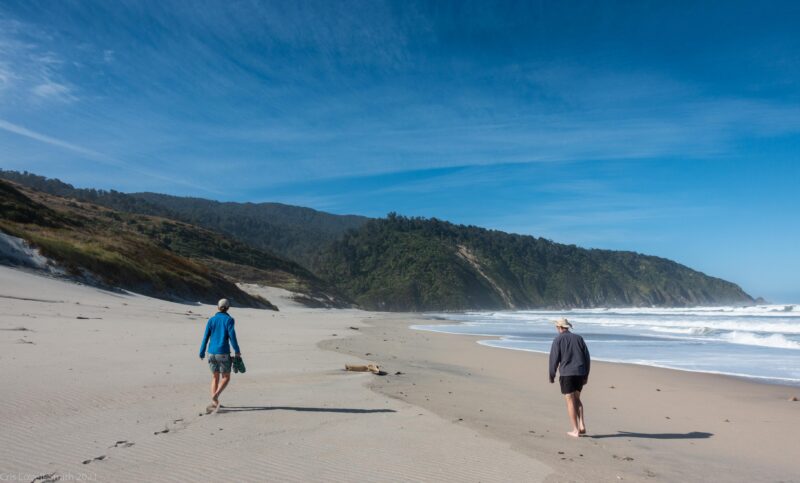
[199,312,241,357]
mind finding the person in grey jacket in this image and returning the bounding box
[549,318,590,437]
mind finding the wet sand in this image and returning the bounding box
[323,315,800,482]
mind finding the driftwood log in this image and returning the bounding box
[345,363,380,373]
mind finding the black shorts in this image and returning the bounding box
[559,375,586,394]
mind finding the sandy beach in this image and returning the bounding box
[1,265,798,482]
[325,317,800,482]
[0,267,548,482]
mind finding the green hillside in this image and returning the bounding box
[1,171,755,313]
[0,180,345,309]
[0,170,369,267]
[317,214,754,311]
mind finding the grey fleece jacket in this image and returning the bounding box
[548,331,591,382]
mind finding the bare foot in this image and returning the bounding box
[566,430,581,438]
[205,403,216,415]
[579,428,586,435]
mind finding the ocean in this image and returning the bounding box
[412,305,800,385]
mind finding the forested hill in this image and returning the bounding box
[0,170,369,267]
[131,192,368,266]
[317,214,754,311]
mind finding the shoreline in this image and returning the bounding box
[325,313,800,482]
[474,339,800,387]
[410,314,800,388]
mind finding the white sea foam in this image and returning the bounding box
[649,326,714,335]
[720,331,800,350]
[474,339,800,384]
[420,305,800,383]
[477,313,800,334]
[485,305,800,318]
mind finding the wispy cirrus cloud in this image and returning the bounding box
[31,79,75,102]
[0,118,99,157]
[3,1,799,187]
[0,119,219,194]
[0,17,78,105]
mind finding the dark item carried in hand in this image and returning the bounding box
[232,355,246,374]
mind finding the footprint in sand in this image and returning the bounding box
[111,440,134,448]
[82,455,107,464]
[612,454,634,461]
[31,473,60,483]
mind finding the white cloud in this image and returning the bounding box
[0,119,219,194]
[31,80,75,102]
[0,18,78,106]
[0,118,100,157]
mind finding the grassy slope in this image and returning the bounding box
[0,180,289,309]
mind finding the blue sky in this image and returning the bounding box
[0,1,798,301]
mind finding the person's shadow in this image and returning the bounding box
[590,431,713,440]
[216,406,396,414]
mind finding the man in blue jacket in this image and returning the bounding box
[549,318,590,437]
[199,298,241,412]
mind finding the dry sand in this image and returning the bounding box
[0,267,548,482]
[1,265,798,482]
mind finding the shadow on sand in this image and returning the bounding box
[590,431,713,440]
[216,406,396,414]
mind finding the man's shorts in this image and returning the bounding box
[559,375,586,394]
[207,354,232,374]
